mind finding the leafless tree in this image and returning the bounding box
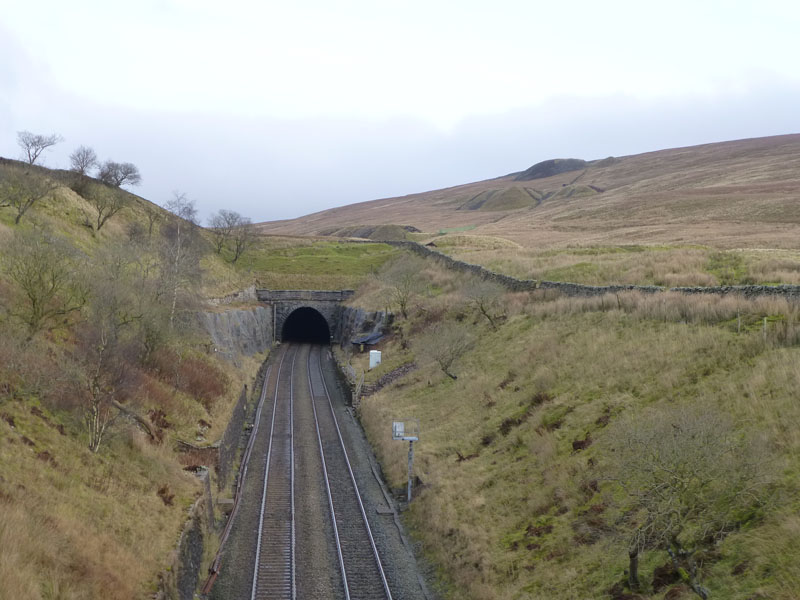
[142,200,161,239]
[601,405,773,597]
[98,160,141,187]
[416,321,473,379]
[77,243,152,451]
[207,209,240,254]
[0,167,59,224]
[2,230,87,336]
[80,325,124,453]
[380,256,427,318]
[120,233,170,363]
[84,183,127,230]
[231,216,255,263]
[161,192,202,330]
[164,191,198,225]
[464,279,506,330]
[17,130,63,165]
[69,145,98,176]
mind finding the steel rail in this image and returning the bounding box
[307,346,351,600]
[308,345,393,600]
[251,345,297,600]
[201,353,278,596]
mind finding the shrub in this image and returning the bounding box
[149,347,227,411]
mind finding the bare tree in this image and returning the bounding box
[207,209,240,254]
[98,160,141,187]
[77,243,149,451]
[80,326,123,453]
[0,167,59,224]
[142,201,161,239]
[464,279,506,330]
[2,230,87,336]
[416,321,473,379]
[84,183,127,230]
[69,145,98,176]
[161,192,202,330]
[164,191,198,224]
[121,234,170,363]
[601,405,773,597]
[231,216,255,263]
[380,256,427,318]
[17,130,63,165]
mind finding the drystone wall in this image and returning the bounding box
[383,241,800,301]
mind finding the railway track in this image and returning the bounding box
[245,342,392,600]
[251,345,297,600]
[307,345,392,600]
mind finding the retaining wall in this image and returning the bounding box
[200,306,273,360]
[157,469,214,600]
[217,385,248,491]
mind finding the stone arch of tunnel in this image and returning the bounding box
[281,306,332,343]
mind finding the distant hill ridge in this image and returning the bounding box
[256,134,800,249]
[513,158,588,180]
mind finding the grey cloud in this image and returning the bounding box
[1,44,799,223]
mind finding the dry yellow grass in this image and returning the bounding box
[0,400,199,600]
[352,264,800,599]
[437,244,800,287]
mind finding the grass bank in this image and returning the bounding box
[351,258,800,599]
[432,237,800,287]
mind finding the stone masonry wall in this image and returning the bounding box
[157,469,214,600]
[200,306,273,360]
[217,385,249,491]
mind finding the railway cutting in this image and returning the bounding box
[209,342,428,600]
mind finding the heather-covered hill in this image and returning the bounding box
[257,134,800,249]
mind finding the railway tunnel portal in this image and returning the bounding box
[257,289,355,343]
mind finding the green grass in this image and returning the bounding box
[539,244,703,257]
[438,225,477,234]
[540,261,599,282]
[706,250,749,285]
[227,240,398,289]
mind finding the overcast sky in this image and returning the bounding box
[1,0,799,222]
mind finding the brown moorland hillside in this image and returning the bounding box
[257,134,800,249]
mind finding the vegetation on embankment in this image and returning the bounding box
[432,237,800,288]
[233,237,397,291]
[0,158,393,599]
[349,254,800,599]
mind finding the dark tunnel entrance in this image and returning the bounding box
[281,307,331,343]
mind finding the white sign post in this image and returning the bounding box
[392,419,419,502]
